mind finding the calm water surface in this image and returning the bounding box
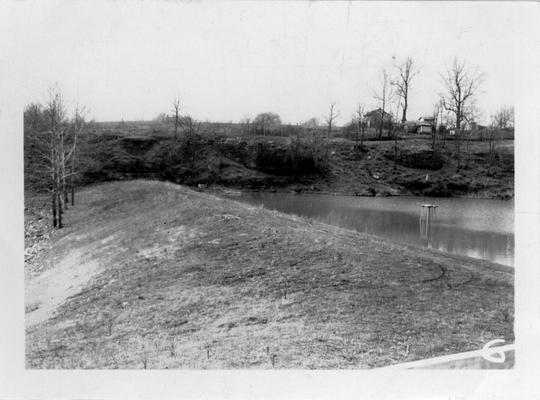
[232,192,514,267]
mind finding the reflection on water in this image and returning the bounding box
[232,192,514,267]
[419,204,438,240]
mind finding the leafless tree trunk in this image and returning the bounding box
[28,86,84,228]
[373,69,393,140]
[430,103,441,151]
[454,129,462,171]
[56,131,64,228]
[47,87,65,227]
[70,122,77,206]
[71,164,75,205]
[68,105,85,205]
[57,191,63,228]
[61,128,68,209]
[52,190,57,227]
[392,123,398,171]
[240,116,252,135]
[440,58,483,172]
[325,102,339,139]
[181,115,200,137]
[323,102,339,167]
[491,106,514,130]
[487,127,501,168]
[51,143,57,227]
[172,97,181,141]
[355,104,365,149]
[393,57,418,123]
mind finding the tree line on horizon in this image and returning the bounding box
[152,56,513,166]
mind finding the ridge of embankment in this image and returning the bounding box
[25,180,513,369]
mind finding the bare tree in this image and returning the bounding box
[486,106,513,168]
[373,69,394,140]
[393,57,418,123]
[440,58,483,171]
[389,96,402,170]
[172,97,181,141]
[240,115,252,135]
[321,103,340,167]
[354,104,366,148]
[487,123,499,167]
[492,106,514,130]
[181,115,200,137]
[24,103,50,189]
[325,102,340,139]
[430,101,443,150]
[67,105,86,206]
[47,87,66,227]
[253,112,281,136]
[300,118,320,142]
[508,106,515,129]
[438,105,452,149]
[27,86,85,228]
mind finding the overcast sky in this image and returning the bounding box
[4,1,518,125]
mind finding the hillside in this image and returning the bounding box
[25,180,513,369]
[25,127,512,199]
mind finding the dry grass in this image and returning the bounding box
[25,180,513,369]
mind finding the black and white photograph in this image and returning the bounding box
[1,0,540,398]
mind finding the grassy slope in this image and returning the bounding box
[25,180,513,369]
[323,138,514,199]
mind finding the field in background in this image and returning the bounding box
[92,119,515,142]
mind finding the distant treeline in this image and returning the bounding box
[91,119,515,142]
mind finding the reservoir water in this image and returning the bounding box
[231,192,514,267]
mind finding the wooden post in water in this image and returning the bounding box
[419,204,438,242]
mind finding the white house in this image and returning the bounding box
[416,117,435,134]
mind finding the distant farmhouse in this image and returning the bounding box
[467,121,487,131]
[364,108,393,130]
[400,116,436,134]
[402,121,418,133]
[362,110,490,136]
[416,116,436,134]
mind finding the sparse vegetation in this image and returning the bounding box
[25,180,513,369]
[392,57,419,123]
[372,68,395,140]
[24,86,87,228]
[24,119,514,202]
[439,58,484,171]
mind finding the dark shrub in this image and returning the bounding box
[255,140,326,176]
[422,182,451,197]
[446,181,470,191]
[386,150,443,170]
[396,178,431,191]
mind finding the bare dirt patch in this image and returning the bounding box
[25,248,103,327]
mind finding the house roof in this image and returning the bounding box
[364,108,392,118]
